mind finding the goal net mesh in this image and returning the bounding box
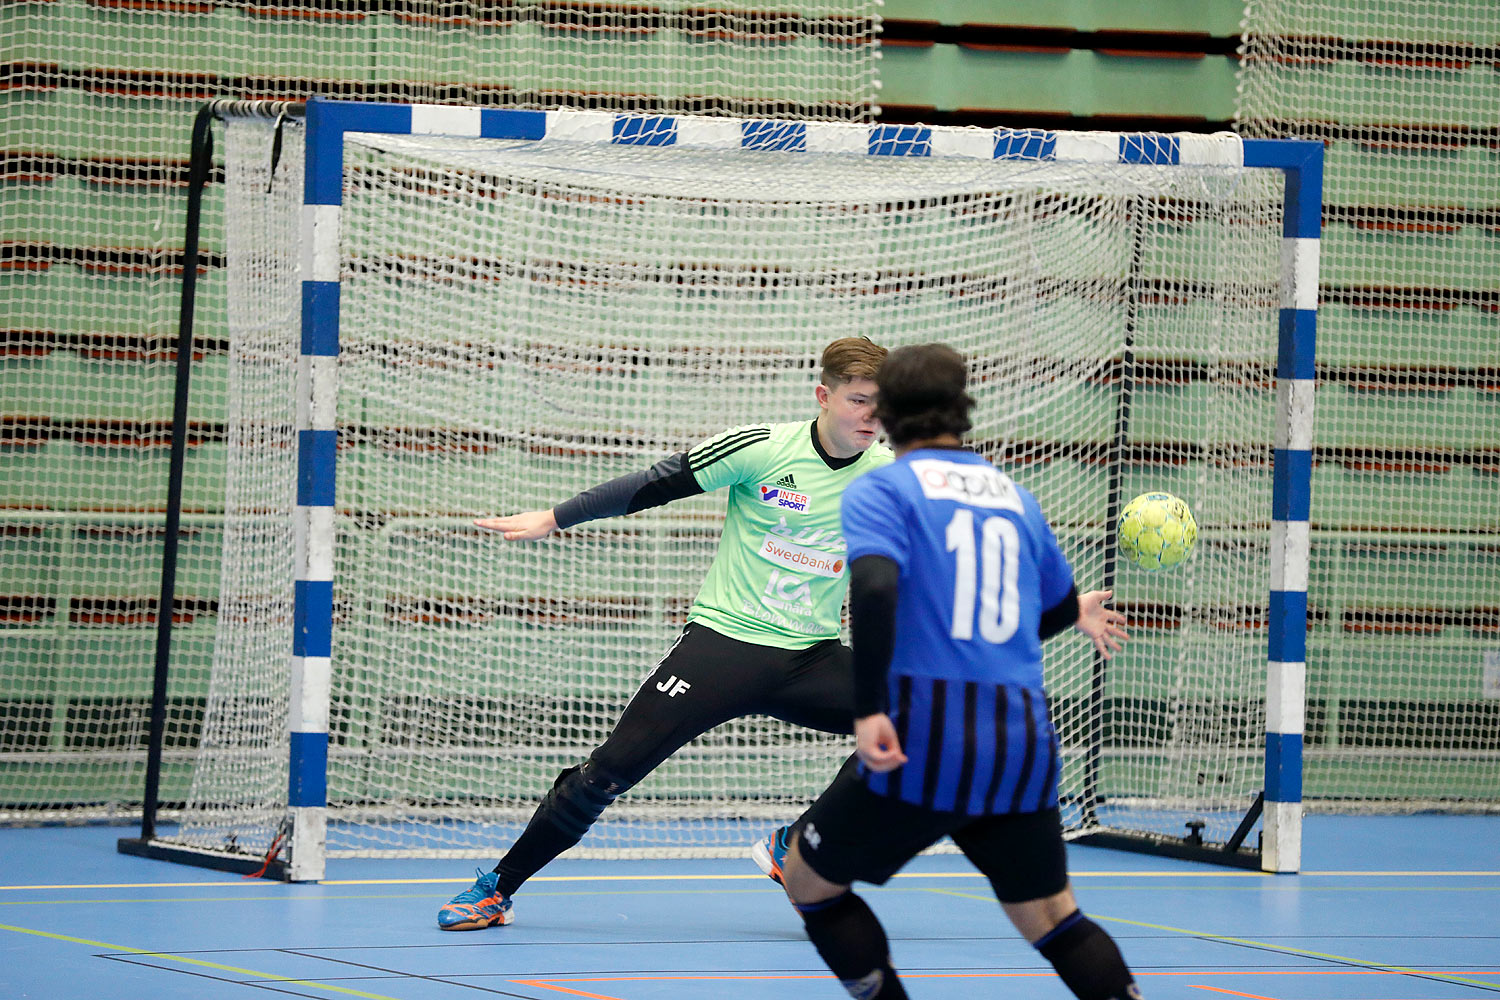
[0,0,877,822]
[170,118,1285,860]
[1239,0,1500,811]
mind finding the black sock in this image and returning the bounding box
[795,892,908,1000]
[1034,910,1142,1000]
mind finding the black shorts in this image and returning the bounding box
[792,764,1068,904]
[588,622,855,788]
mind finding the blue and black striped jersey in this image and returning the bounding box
[841,448,1075,816]
[862,676,1060,815]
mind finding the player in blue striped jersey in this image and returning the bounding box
[777,344,1142,1000]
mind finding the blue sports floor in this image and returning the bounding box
[1,815,1496,1000]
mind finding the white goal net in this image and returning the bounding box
[168,114,1287,864]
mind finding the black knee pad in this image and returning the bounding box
[579,757,631,796]
[542,758,629,840]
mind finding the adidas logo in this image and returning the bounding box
[775,474,797,489]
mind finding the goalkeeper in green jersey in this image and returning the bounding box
[436,337,894,931]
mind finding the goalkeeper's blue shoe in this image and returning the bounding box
[751,825,792,885]
[437,869,514,930]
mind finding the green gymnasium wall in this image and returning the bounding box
[878,0,1244,125]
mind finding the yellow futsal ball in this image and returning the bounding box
[1117,492,1198,571]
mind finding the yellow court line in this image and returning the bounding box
[925,888,1500,993]
[0,880,279,891]
[1295,870,1500,877]
[321,870,1270,886]
[5,867,1497,891]
[0,922,405,1000]
[1096,913,1500,992]
[0,870,1252,891]
[284,869,1500,885]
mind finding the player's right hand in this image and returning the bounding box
[474,509,558,541]
[855,714,907,773]
[1074,589,1129,659]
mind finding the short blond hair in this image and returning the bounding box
[819,337,887,388]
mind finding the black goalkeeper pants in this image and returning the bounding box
[493,622,854,895]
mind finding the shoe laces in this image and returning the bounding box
[452,868,500,904]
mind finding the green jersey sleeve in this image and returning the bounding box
[687,425,776,493]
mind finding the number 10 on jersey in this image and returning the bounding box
[946,509,1020,643]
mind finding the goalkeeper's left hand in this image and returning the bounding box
[475,508,558,541]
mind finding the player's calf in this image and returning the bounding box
[1034,909,1143,1000]
[795,892,909,1000]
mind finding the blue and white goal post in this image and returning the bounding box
[1260,135,1322,876]
[129,97,1319,881]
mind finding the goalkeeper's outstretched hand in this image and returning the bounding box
[475,509,558,541]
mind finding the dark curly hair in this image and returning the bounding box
[874,343,975,447]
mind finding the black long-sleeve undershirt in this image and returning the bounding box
[553,420,850,531]
[552,452,703,530]
[1039,586,1080,641]
[849,555,901,718]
